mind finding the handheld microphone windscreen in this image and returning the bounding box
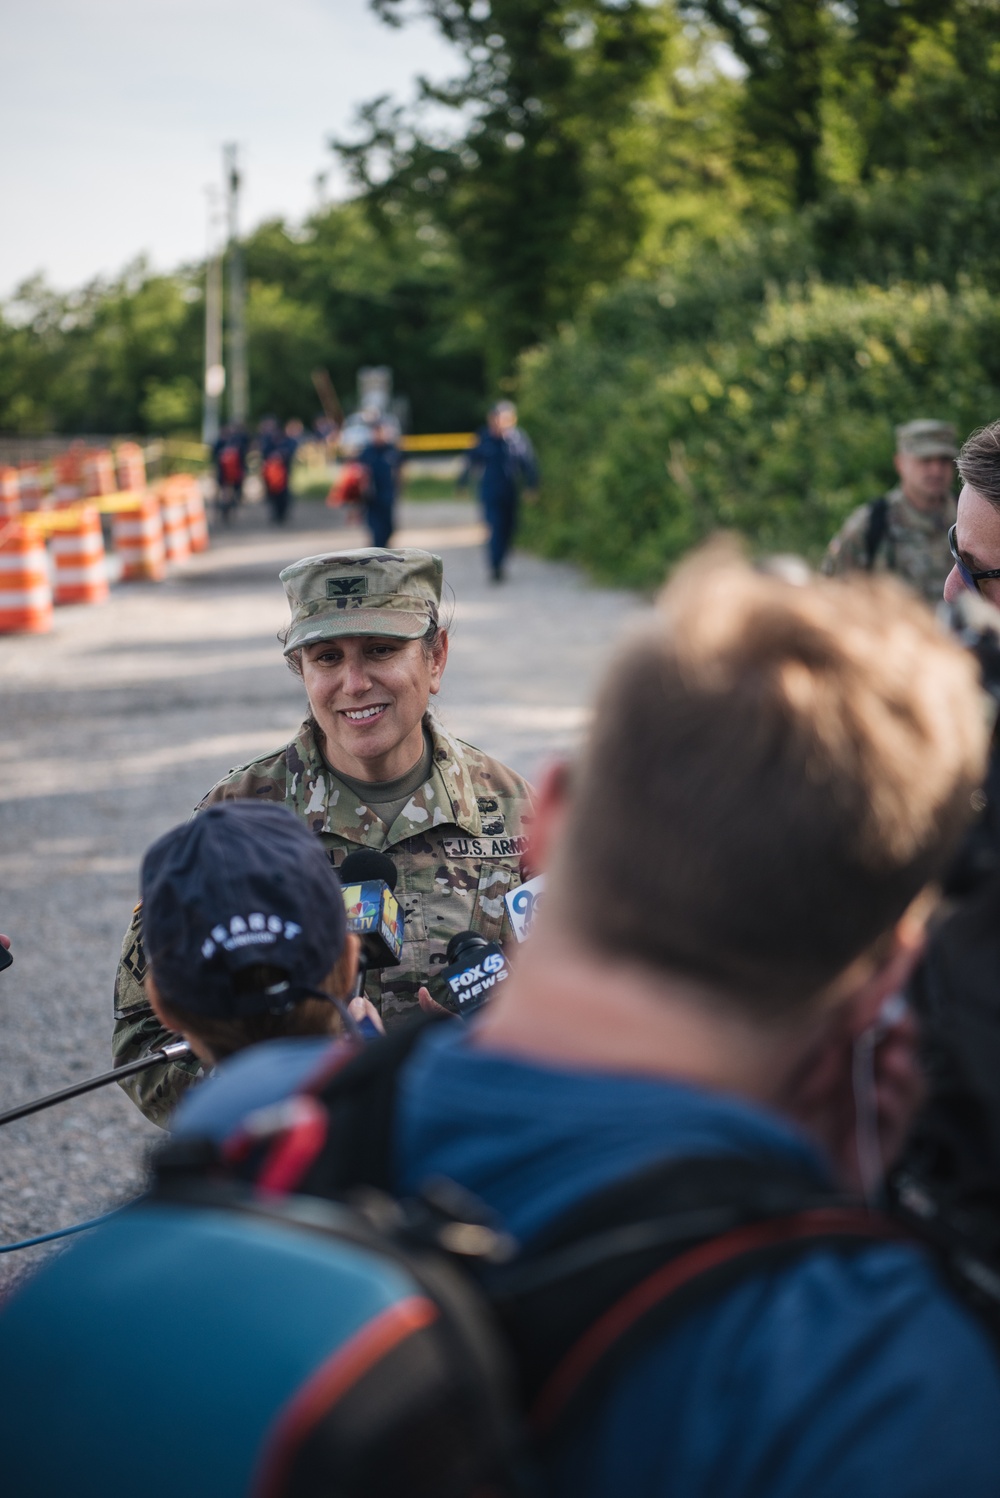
[429,929,510,1018]
[338,850,403,967]
[339,849,398,892]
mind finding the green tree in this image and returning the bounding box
[676,0,963,206]
[335,0,668,378]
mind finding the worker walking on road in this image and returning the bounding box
[261,418,303,527]
[357,421,401,548]
[462,401,539,583]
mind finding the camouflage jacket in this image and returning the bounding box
[821,487,956,605]
[113,715,533,1127]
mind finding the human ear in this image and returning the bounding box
[428,631,449,695]
[524,758,572,875]
[326,933,361,1001]
[781,892,934,1191]
[144,972,215,1066]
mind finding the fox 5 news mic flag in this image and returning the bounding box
[428,931,510,1018]
[338,849,404,970]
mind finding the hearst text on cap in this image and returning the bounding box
[280,548,443,655]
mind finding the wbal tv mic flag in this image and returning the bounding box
[338,849,404,970]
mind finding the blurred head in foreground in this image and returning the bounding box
[494,542,989,1186]
[141,800,359,1065]
[555,542,985,1013]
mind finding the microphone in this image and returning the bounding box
[338,851,404,999]
[0,1040,192,1129]
[427,930,510,1018]
[504,873,544,944]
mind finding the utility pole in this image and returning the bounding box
[202,185,225,446]
[223,143,249,426]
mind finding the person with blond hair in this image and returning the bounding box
[384,544,1000,1495]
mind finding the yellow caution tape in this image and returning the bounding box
[399,433,476,453]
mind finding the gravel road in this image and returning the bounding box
[0,496,640,1291]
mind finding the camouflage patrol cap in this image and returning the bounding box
[280,548,443,655]
[895,419,958,459]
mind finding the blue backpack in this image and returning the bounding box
[0,1021,903,1498]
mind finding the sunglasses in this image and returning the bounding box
[948,524,1000,593]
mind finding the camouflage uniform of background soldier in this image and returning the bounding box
[821,419,958,605]
[113,548,533,1127]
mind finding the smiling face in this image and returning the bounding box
[943,484,1000,607]
[300,633,448,782]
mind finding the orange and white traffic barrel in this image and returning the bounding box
[54,449,83,506]
[184,478,210,553]
[18,465,44,511]
[0,525,53,634]
[0,468,20,519]
[159,482,191,564]
[112,495,165,581]
[50,504,109,606]
[115,442,146,492]
[82,449,116,498]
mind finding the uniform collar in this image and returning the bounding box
[291,715,482,846]
[890,485,956,534]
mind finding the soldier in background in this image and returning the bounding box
[822,419,957,603]
[112,547,533,1126]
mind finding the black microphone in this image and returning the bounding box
[338,851,404,998]
[427,930,510,1018]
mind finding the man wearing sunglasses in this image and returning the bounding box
[944,421,1000,605]
[823,419,957,602]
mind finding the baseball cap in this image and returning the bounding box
[895,419,958,459]
[280,548,443,656]
[140,801,347,1017]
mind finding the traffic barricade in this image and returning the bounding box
[18,465,44,511]
[50,504,109,606]
[54,451,83,506]
[115,442,146,492]
[0,525,53,634]
[111,495,165,581]
[0,468,20,520]
[81,450,116,499]
[184,478,210,553]
[158,481,191,564]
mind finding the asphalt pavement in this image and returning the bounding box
[0,495,640,1291]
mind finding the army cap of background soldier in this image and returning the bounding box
[279,548,450,783]
[894,419,957,513]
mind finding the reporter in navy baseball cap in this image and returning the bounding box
[140,800,368,1069]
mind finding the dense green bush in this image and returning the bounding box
[519,278,1000,588]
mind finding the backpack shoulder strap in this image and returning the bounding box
[865,494,891,569]
[151,1015,443,1199]
[488,1154,899,1440]
[293,1014,444,1197]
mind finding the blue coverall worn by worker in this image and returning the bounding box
[358,430,401,548]
[262,426,301,526]
[463,406,539,582]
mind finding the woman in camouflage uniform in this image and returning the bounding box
[113,547,533,1125]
